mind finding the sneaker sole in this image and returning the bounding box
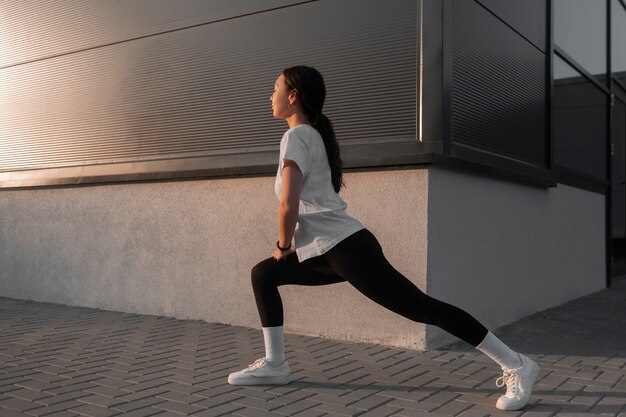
[227,374,291,386]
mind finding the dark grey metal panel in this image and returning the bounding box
[422,0,444,144]
[476,0,547,53]
[450,0,546,165]
[0,0,417,174]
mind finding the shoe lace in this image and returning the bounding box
[496,368,519,397]
[244,358,267,372]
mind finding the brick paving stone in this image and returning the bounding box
[76,393,128,408]
[231,395,281,412]
[454,406,491,417]
[397,372,439,388]
[334,372,379,385]
[68,403,120,417]
[264,384,307,397]
[0,396,44,413]
[271,388,317,405]
[125,370,178,385]
[121,378,172,393]
[452,392,497,407]
[91,377,136,390]
[231,387,277,402]
[83,385,128,399]
[420,389,462,405]
[306,392,358,406]
[41,412,84,417]
[15,379,56,392]
[270,398,322,416]
[111,386,170,403]
[0,376,37,388]
[339,385,385,401]
[432,399,474,416]
[231,406,285,417]
[24,400,86,416]
[44,381,102,397]
[345,393,393,411]
[192,382,242,398]
[6,387,54,402]
[0,408,42,417]
[384,397,438,412]
[290,408,329,417]
[110,407,164,417]
[390,409,438,417]
[596,370,624,385]
[191,401,245,416]
[310,401,364,416]
[154,389,206,405]
[110,397,168,413]
[96,369,139,381]
[193,391,246,409]
[165,373,205,386]
[152,399,206,415]
[159,382,206,396]
[353,404,399,417]
[594,396,626,415]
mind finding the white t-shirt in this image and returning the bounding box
[275,124,365,262]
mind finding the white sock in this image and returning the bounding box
[262,326,285,365]
[475,331,522,370]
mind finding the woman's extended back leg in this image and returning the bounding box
[325,229,489,346]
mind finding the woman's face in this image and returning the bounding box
[270,74,295,119]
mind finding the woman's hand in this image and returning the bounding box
[273,245,296,261]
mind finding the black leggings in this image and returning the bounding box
[251,228,489,347]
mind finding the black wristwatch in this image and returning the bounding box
[276,240,292,251]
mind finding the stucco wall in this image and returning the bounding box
[0,168,430,349]
[425,165,606,349]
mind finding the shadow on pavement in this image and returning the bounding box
[441,275,626,358]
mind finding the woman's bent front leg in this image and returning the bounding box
[250,253,346,327]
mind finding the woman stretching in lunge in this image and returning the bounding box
[227,65,540,411]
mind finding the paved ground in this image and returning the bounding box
[1,276,625,417]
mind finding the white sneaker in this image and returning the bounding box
[495,353,540,411]
[227,358,291,386]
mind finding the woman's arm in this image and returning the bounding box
[278,159,303,248]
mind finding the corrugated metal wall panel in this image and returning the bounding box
[450,0,545,165]
[475,0,547,53]
[0,0,303,68]
[0,0,416,173]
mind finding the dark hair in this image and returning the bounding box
[281,65,345,193]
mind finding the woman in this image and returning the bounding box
[227,65,539,411]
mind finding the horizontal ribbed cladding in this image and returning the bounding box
[0,0,416,172]
[475,0,547,53]
[450,0,546,165]
[0,0,301,68]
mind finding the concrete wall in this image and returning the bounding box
[0,168,430,349]
[425,165,606,349]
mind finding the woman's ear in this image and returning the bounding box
[289,89,298,103]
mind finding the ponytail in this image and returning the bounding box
[313,113,344,193]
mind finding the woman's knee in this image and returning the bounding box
[251,258,276,290]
